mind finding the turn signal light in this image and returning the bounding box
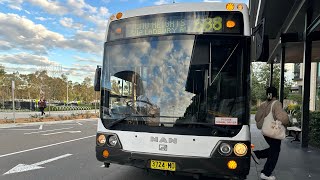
[102,150,109,158]
[237,4,244,10]
[97,134,106,146]
[226,3,235,11]
[227,160,237,170]
[116,12,123,19]
[251,144,255,150]
[226,20,236,28]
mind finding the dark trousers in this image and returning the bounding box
[254,136,281,176]
[39,107,45,115]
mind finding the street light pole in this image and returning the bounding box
[12,81,15,123]
[66,73,70,106]
[67,80,69,105]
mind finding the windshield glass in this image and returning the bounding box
[101,35,249,133]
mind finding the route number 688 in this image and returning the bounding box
[194,16,223,32]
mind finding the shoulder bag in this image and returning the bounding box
[261,100,286,140]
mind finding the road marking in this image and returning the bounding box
[0,135,95,158]
[3,154,72,175]
[39,125,43,130]
[24,127,73,135]
[77,122,83,125]
[42,131,81,136]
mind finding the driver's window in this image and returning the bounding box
[110,76,133,96]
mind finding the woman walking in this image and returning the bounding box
[252,87,289,180]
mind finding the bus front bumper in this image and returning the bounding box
[96,146,250,179]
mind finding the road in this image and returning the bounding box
[0,119,260,180]
[0,110,97,120]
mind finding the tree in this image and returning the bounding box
[251,63,292,105]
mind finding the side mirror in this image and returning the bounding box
[94,66,101,91]
[253,18,269,62]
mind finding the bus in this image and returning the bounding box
[95,2,252,179]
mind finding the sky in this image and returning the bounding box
[0,0,248,83]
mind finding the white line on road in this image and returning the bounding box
[77,122,83,125]
[39,125,43,130]
[42,131,81,136]
[24,127,73,135]
[0,135,95,158]
[3,154,72,175]
[34,153,72,166]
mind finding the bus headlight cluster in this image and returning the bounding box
[108,135,118,147]
[97,134,106,146]
[219,143,232,156]
[234,143,248,156]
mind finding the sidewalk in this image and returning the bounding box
[0,118,98,129]
[250,116,320,179]
[0,110,97,119]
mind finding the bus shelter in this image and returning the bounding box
[250,0,320,148]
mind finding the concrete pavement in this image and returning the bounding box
[0,118,319,180]
[0,110,97,120]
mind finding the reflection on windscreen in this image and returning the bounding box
[102,35,246,126]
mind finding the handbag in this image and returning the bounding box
[261,101,286,140]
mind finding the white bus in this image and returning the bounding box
[95,2,251,179]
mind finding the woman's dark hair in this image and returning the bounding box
[266,86,278,98]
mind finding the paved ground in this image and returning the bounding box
[0,110,97,120]
[0,118,319,180]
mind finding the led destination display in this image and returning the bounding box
[108,12,243,40]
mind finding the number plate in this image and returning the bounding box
[150,160,176,171]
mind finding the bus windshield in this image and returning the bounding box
[101,34,249,132]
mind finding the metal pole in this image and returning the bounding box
[269,62,274,87]
[67,80,69,106]
[301,2,313,148]
[95,91,97,114]
[12,81,15,123]
[279,44,286,105]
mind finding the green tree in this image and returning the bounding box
[251,63,292,105]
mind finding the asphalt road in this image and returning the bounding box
[0,119,259,180]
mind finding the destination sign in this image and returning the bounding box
[108,12,243,41]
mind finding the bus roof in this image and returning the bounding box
[121,2,248,19]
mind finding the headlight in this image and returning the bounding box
[97,134,106,146]
[108,135,118,147]
[234,143,248,156]
[219,143,232,156]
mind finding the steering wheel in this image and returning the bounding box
[126,100,153,107]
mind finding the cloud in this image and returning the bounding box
[0,40,12,50]
[64,63,96,78]
[8,5,22,11]
[73,56,101,64]
[0,53,58,66]
[0,13,103,55]
[35,17,53,21]
[3,0,109,30]
[0,13,65,55]
[154,0,170,5]
[27,0,68,15]
[59,17,74,28]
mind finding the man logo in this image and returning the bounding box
[159,144,167,151]
[150,137,177,144]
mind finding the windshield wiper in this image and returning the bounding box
[106,115,154,128]
[106,115,131,129]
